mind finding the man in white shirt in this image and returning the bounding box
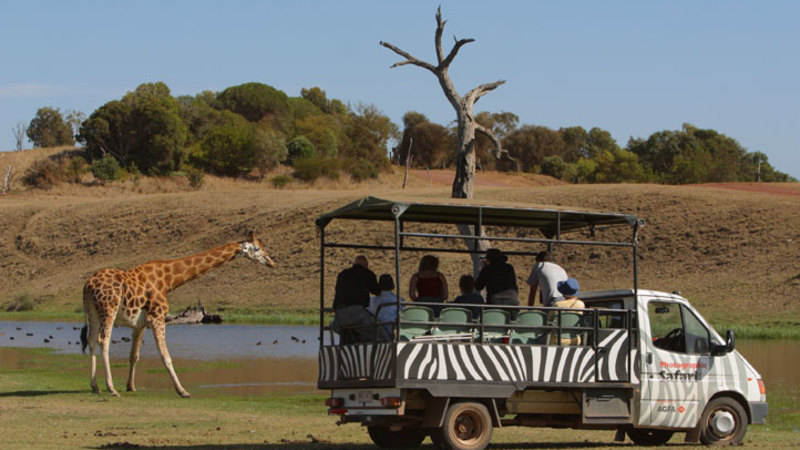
[526,251,568,306]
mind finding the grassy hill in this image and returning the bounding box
[1,148,799,336]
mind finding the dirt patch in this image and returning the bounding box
[409,168,563,188]
[698,183,800,197]
[0,149,798,328]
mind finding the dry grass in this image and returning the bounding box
[0,148,798,330]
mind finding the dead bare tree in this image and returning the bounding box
[12,122,28,151]
[402,137,413,189]
[380,6,518,200]
[2,165,12,195]
[382,6,518,274]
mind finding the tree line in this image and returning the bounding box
[397,111,794,183]
[18,81,795,186]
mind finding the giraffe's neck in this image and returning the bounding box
[154,242,242,292]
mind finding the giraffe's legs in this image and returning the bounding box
[151,319,190,398]
[87,322,100,394]
[100,318,120,397]
[126,327,145,392]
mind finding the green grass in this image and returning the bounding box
[0,347,797,449]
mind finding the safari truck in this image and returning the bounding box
[316,197,767,449]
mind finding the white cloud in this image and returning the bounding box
[0,84,64,98]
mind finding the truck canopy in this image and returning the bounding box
[316,196,639,239]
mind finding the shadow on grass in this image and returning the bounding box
[0,389,85,397]
[89,441,692,449]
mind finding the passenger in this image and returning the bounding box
[409,254,448,316]
[369,274,402,341]
[527,250,568,306]
[548,277,586,346]
[451,274,485,320]
[332,255,381,343]
[474,248,519,308]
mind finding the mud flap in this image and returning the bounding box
[422,397,450,428]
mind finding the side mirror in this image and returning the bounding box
[711,330,735,356]
[725,329,735,352]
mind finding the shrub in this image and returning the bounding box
[286,135,316,166]
[23,158,63,189]
[345,158,378,182]
[540,155,567,179]
[292,156,340,182]
[6,293,34,312]
[270,174,291,189]
[90,153,122,182]
[185,166,205,189]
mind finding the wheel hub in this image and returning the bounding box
[710,410,735,436]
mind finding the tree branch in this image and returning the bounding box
[441,36,475,69]
[476,123,520,171]
[379,41,437,73]
[465,80,506,106]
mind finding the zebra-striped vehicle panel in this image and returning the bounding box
[318,329,633,387]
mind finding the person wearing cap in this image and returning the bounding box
[548,277,585,345]
[369,274,403,340]
[527,250,568,307]
[474,248,519,307]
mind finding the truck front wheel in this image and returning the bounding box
[698,397,748,445]
[367,425,425,448]
[430,401,493,450]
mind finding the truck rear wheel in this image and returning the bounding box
[698,397,748,445]
[626,428,674,446]
[430,401,493,450]
[367,425,425,448]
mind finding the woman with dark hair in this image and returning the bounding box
[474,248,519,307]
[409,254,449,316]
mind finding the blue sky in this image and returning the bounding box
[1,0,798,178]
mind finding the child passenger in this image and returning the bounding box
[452,275,485,320]
[369,274,402,340]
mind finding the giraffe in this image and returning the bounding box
[80,231,275,398]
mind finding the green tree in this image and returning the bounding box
[474,111,519,170]
[217,82,292,133]
[177,91,220,146]
[500,125,565,172]
[286,135,316,165]
[79,82,187,175]
[397,111,452,168]
[341,103,398,169]
[593,149,644,183]
[300,87,347,115]
[559,126,588,162]
[254,128,287,179]
[78,100,134,164]
[27,107,74,147]
[193,111,266,177]
[294,114,344,158]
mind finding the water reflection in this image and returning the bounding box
[0,321,319,359]
[1,321,798,398]
[0,321,320,395]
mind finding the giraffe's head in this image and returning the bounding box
[240,231,275,267]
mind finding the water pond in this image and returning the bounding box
[0,321,797,400]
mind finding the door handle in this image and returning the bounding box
[646,353,653,364]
